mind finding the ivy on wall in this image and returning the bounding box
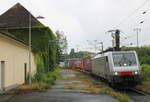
[0,26,57,72]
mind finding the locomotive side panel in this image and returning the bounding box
[92,56,110,79]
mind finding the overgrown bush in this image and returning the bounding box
[32,67,61,89]
[30,51,61,89]
[141,64,150,81]
[140,56,150,65]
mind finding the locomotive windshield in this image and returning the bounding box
[112,52,137,67]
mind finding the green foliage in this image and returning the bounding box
[49,33,57,70]
[93,81,130,102]
[34,53,45,73]
[31,82,50,89]
[112,92,130,102]
[1,26,57,72]
[136,81,150,93]
[69,48,75,58]
[65,49,94,59]
[70,51,94,58]
[140,56,150,65]
[75,51,94,58]
[4,27,53,53]
[33,72,55,85]
[31,51,59,89]
[141,64,150,81]
[32,67,61,89]
[56,30,68,63]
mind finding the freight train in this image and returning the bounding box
[68,51,141,87]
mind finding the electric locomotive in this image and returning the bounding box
[91,51,140,87]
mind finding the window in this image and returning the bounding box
[112,52,137,67]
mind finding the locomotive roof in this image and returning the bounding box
[68,58,81,61]
[92,50,136,59]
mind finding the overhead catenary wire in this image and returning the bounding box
[115,0,150,28]
[120,30,137,39]
[118,30,139,47]
[108,0,150,48]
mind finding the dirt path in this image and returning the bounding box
[6,69,119,102]
[52,69,101,93]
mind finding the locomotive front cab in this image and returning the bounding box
[110,51,141,86]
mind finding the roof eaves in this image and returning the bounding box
[0,31,28,46]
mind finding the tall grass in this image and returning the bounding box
[30,53,61,89]
[141,64,150,81]
[136,64,150,93]
[32,68,61,89]
[93,81,130,102]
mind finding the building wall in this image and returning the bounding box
[0,33,36,91]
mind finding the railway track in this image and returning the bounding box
[119,88,150,102]
[129,88,150,102]
[116,87,150,96]
[128,88,150,96]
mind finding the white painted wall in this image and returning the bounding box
[0,33,36,91]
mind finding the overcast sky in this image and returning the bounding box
[1,0,150,53]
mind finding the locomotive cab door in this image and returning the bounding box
[104,56,110,78]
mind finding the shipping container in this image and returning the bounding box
[82,56,92,73]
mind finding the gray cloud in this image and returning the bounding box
[0,0,150,52]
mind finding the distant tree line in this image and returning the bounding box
[63,48,94,59]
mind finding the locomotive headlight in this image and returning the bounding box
[134,71,138,74]
[114,72,118,75]
[124,63,127,66]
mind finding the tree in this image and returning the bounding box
[69,50,94,59]
[69,48,75,58]
[56,30,68,63]
[75,51,94,58]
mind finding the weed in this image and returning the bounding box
[92,78,131,102]
[136,81,150,93]
[141,64,150,81]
